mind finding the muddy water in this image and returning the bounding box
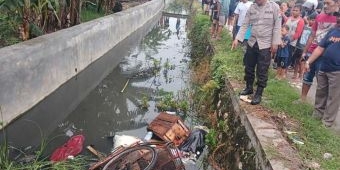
[1,13,192,158]
[46,15,191,154]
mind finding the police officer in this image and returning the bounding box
[231,0,281,105]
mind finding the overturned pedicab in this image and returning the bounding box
[88,112,191,170]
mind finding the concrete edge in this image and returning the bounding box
[224,77,302,170]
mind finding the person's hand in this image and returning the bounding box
[300,57,304,62]
[231,39,239,50]
[300,52,306,62]
[279,10,284,16]
[270,45,278,56]
[305,60,311,72]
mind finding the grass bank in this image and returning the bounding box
[189,6,340,170]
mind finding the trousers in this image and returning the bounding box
[244,42,271,88]
[315,71,340,126]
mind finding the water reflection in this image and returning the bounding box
[46,15,190,153]
[165,0,191,14]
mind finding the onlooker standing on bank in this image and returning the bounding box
[217,0,230,39]
[211,0,221,38]
[228,0,238,31]
[302,0,318,21]
[296,13,316,80]
[285,5,305,80]
[300,0,338,102]
[233,0,253,37]
[276,25,291,79]
[280,2,290,24]
[305,12,340,127]
[316,0,324,13]
[204,0,211,15]
[231,0,281,105]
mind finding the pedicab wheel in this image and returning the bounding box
[103,145,157,170]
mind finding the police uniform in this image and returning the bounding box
[235,0,281,104]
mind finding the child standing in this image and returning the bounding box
[285,5,305,80]
[276,25,291,79]
[297,13,316,77]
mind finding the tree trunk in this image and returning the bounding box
[70,0,81,26]
[97,0,104,13]
[59,0,69,28]
[22,0,30,40]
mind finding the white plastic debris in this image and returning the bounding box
[239,95,251,103]
[166,111,176,115]
[67,155,74,160]
[323,153,333,160]
[113,135,141,149]
[144,131,153,141]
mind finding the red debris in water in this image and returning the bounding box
[50,134,85,162]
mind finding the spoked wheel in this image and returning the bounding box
[103,145,157,170]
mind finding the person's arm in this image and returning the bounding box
[303,17,318,54]
[281,37,289,48]
[280,10,288,23]
[271,3,282,54]
[305,46,324,70]
[282,13,288,23]
[292,18,305,41]
[232,5,251,49]
[306,28,330,70]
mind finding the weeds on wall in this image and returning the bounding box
[155,90,189,113]
[187,12,212,64]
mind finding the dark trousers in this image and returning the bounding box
[244,43,271,88]
[288,45,303,67]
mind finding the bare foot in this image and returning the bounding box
[275,76,282,80]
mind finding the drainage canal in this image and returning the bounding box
[2,9,197,162]
[1,5,257,170]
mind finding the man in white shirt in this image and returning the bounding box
[233,0,253,39]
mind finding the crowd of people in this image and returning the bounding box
[202,0,340,128]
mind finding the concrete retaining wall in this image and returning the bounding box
[0,0,164,126]
[225,78,302,169]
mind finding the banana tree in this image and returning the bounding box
[96,0,115,14]
[0,0,26,40]
[69,0,81,26]
[0,0,63,41]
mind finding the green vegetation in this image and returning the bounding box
[187,13,211,63]
[166,0,192,13]
[155,89,189,113]
[205,128,218,149]
[81,8,105,23]
[140,94,150,109]
[189,8,340,169]
[0,0,107,47]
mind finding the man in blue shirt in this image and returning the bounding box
[305,12,340,127]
